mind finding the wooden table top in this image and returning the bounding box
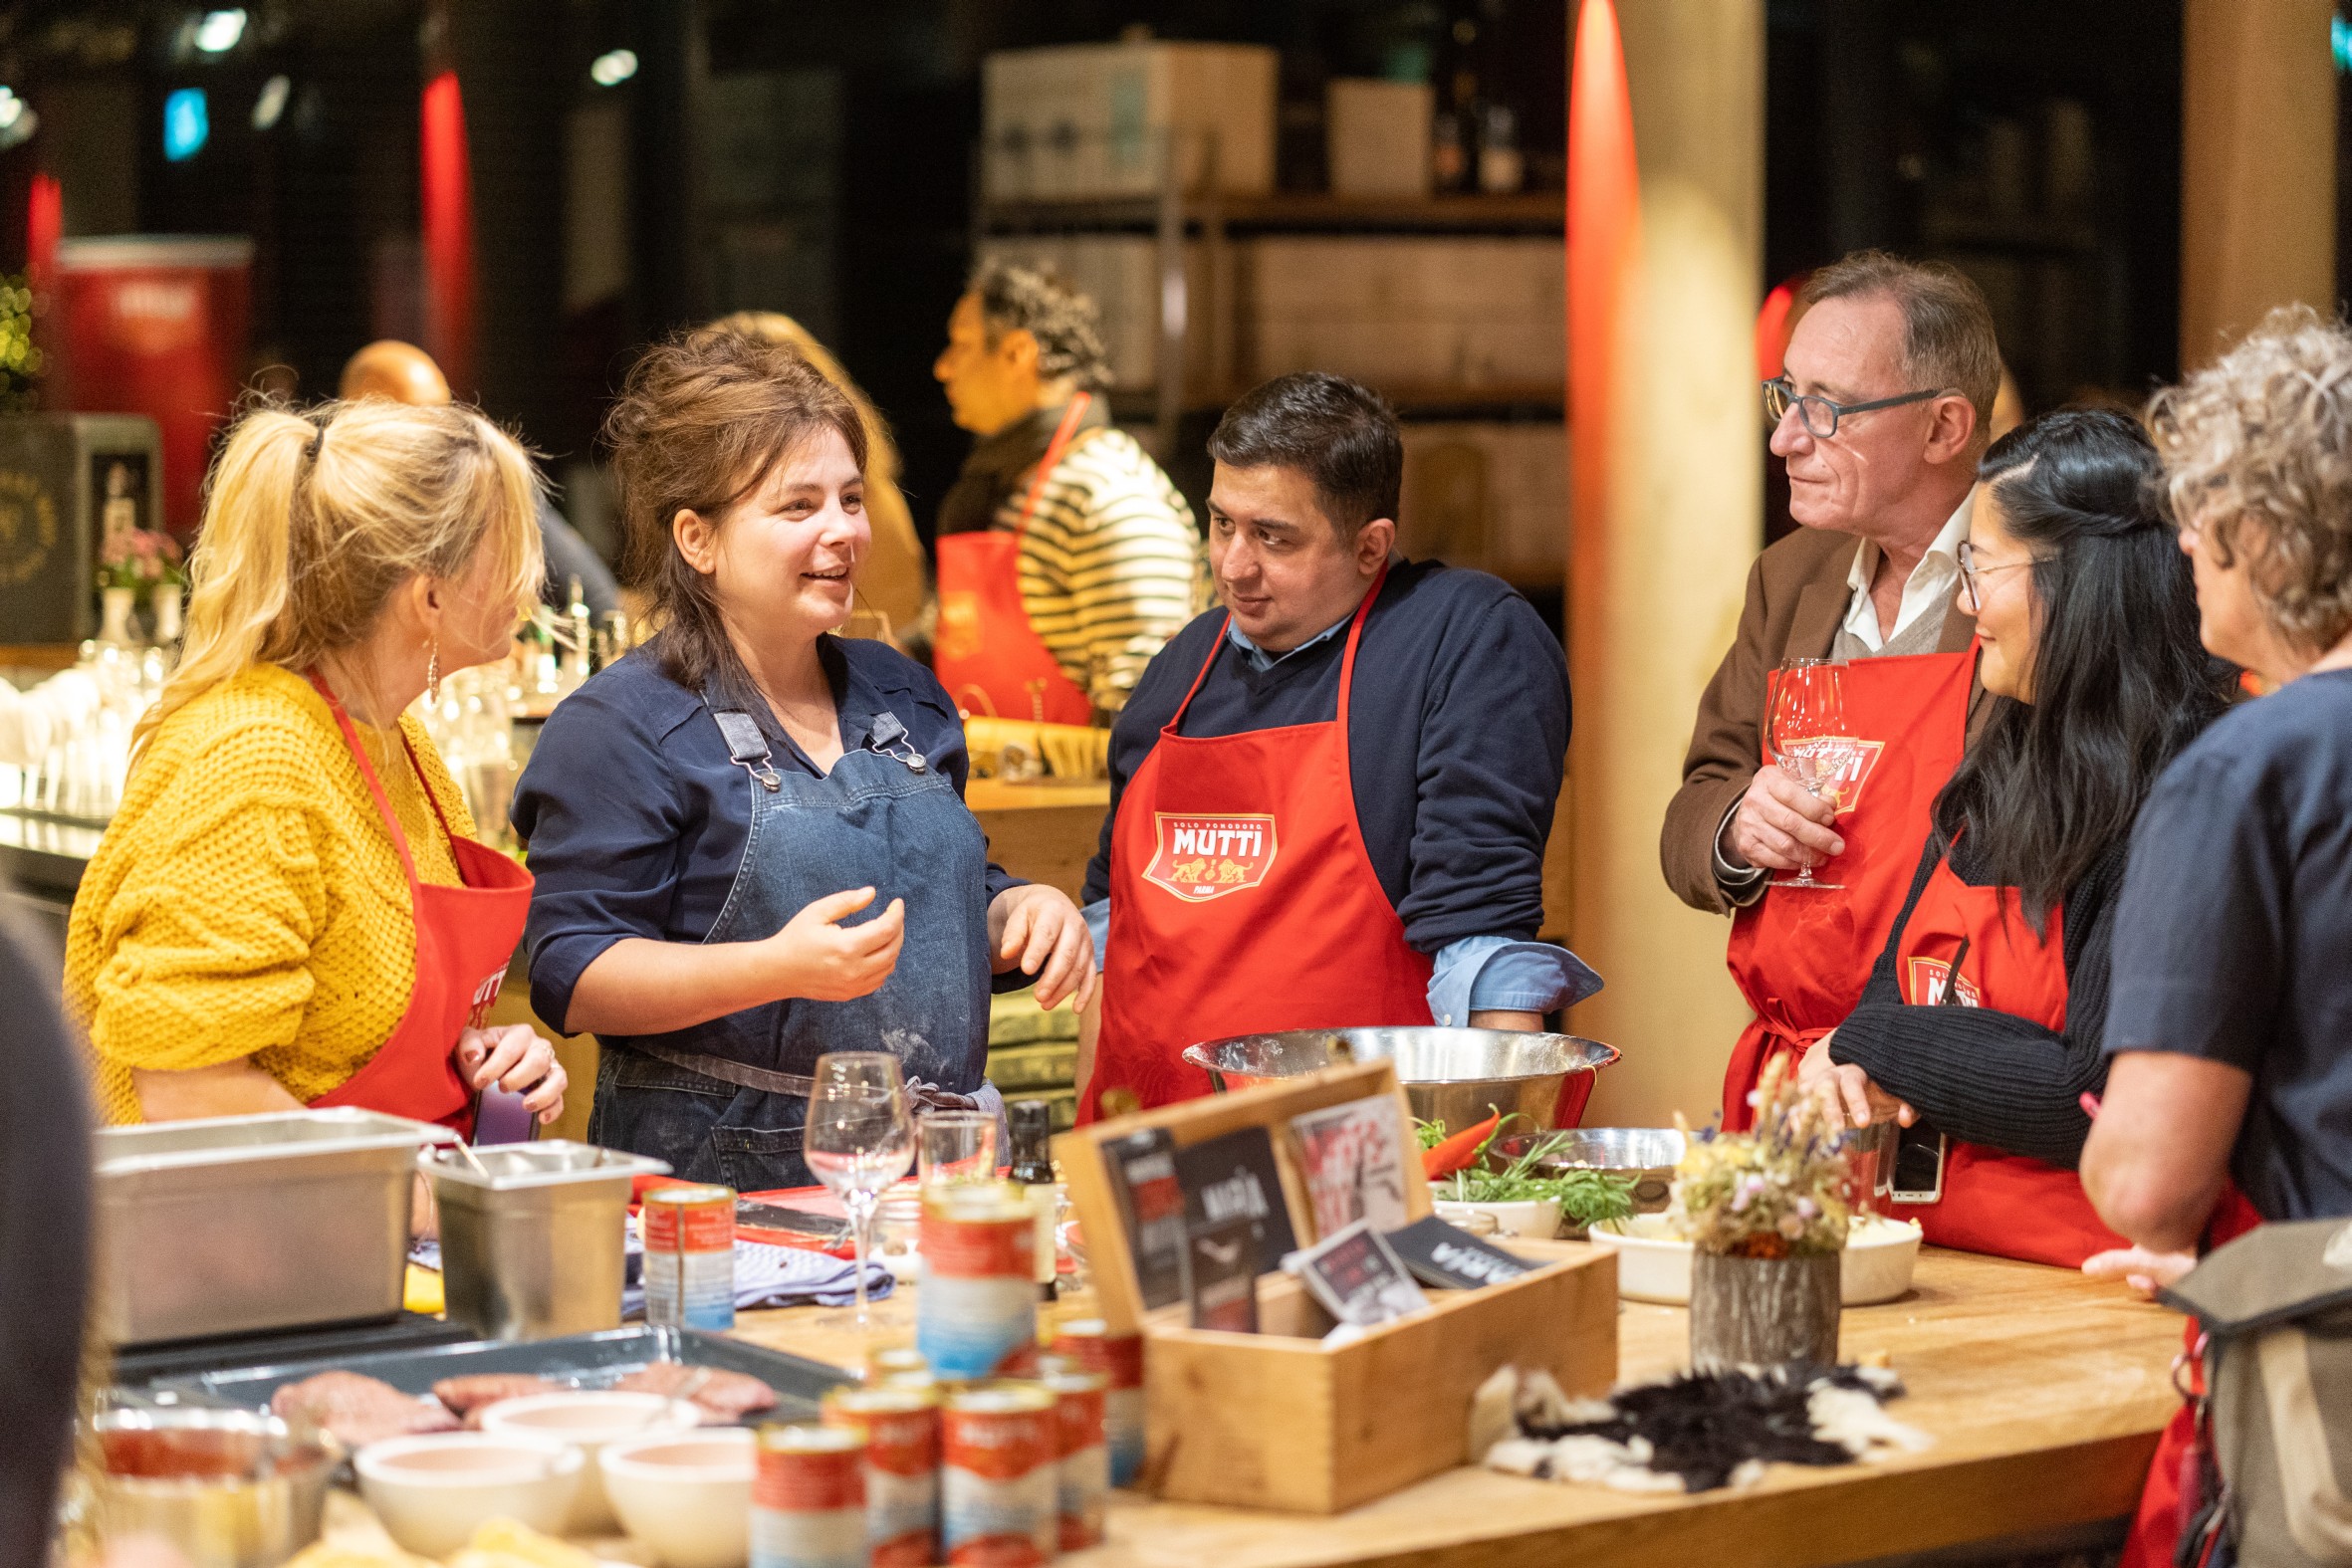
[730,1244,2186,1568]
[964,778,1112,813]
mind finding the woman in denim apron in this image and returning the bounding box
[513,330,1093,1190]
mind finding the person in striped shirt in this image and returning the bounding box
[934,263,1201,717]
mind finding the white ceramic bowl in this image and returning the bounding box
[1587,1214,1924,1306]
[1433,1196,1562,1239]
[353,1432,583,1557]
[600,1427,756,1568]
[478,1391,702,1534]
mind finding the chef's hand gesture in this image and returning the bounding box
[1797,1030,1913,1129]
[772,886,905,1001]
[2081,1245,2199,1299]
[988,884,1096,1012]
[454,1024,569,1124]
[1726,764,1845,873]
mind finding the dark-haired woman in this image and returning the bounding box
[512,331,1092,1190]
[1799,408,2234,1268]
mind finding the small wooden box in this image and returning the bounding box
[1057,1062,1618,1513]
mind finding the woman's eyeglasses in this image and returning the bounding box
[1763,376,1949,440]
[1956,539,2033,611]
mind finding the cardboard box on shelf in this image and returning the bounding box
[1238,237,1564,390]
[1399,422,1568,588]
[983,42,1278,203]
[1325,79,1433,199]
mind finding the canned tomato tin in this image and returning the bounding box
[822,1384,941,1568]
[1050,1318,1144,1487]
[1039,1365,1108,1550]
[917,1185,1038,1381]
[753,1424,865,1568]
[941,1381,1059,1566]
[641,1184,736,1331]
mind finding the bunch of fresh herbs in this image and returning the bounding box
[1419,1114,1637,1229]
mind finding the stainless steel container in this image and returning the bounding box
[91,1407,335,1568]
[92,1110,459,1345]
[426,1142,669,1342]
[1504,1127,1687,1213]
[1182,1025,1621,1132]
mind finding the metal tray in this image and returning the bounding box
[150,1327,852,1424]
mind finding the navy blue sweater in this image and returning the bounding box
[1082,560,1569,953]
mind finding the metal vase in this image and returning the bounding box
[1689,1249,1842,1371]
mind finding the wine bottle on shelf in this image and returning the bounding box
[1008,1099,1060,1302]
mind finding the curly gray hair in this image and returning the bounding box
[970,261,1113,391]
[2150,306,2352,657]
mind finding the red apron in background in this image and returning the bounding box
[305,673,533,1138]
[1082,566,1433,1121]
[934,393,1096,726]
[1722,646,1977,1128]
[2121,1190,2266,1568]
[1879,846,2129,1269]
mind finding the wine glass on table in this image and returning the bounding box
[804,1051,915,1330]
[1765,658,1851,891]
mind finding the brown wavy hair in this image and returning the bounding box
[602,329,868,700]
[2150,305,2352,658]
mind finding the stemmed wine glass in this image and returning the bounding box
[1765,658,1851,891]
[803,1050,915,1330]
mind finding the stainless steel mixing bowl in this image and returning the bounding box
[91,1407,335,1568]
[1494,1126,1687,1213]
[1181,1025,1621,1132]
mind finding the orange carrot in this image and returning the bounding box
[1422,1111,1503,1180]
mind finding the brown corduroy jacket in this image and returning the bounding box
[1660,525,1989,916]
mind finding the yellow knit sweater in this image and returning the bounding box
[64,663,482,1124]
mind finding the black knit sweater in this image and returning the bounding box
[1827,832,2126,1168]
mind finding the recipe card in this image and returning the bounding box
[1382,1215,1534,1291]
[1172,1125,1299,1277]
[1288,1095,1412,1237]
[1101,1126,1189,1309]
[1285,1219,1430,1327]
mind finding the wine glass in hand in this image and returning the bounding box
[1765,659,1851,890]
[803,1050,915,1329]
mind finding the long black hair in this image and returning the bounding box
[1932,407,2234,934]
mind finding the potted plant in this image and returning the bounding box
[1671,1055,1852,1369]
[95,529,183,644]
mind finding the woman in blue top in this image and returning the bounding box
[513,330,1093,1190]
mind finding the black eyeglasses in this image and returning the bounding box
[1763,376,1949,439]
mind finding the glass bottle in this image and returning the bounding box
[1008,1099,1060,1302]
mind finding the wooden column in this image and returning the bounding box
[2180,0,2337,369]
[1557,0,1764,1129]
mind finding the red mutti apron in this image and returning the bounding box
[1080,567,1432,1121]
[1722,645,1977,1129]
[1877,837,2129,1268]
[933,393,1097,726]
[304,672,534,1137]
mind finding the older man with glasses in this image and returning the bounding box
[1662,250,1999,1128]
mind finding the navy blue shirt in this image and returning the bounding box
[1083,560,1569,953]
[513,636,1023,1035]
[2105,669,2352,1223]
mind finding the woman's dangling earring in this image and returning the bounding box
[425,640,441,704]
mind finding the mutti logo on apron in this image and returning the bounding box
[465,968,505,1030]
[1813,737,1889,817]
[1144,814,1279,901]
[1905,957,1983,1008]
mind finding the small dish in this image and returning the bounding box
[353,1432,582,1557]
[478,1391,701,1534]
[600,1428,756,1568]
[1433,1196,1562,1240]
[1587,1213,1924,1305]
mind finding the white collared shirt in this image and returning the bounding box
[1838,494,1973,654]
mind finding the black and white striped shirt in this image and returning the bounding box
[994,427,1202,711]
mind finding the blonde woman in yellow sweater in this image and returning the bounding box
[65,399,568,1133]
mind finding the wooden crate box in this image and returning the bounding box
[1057,1061,1618,1513]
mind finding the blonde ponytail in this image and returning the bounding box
[133,398,545,762]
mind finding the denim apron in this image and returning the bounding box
[588,689,998,1191]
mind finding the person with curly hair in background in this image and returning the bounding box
[2079,308,2352,1568]
[932,262,1201,724]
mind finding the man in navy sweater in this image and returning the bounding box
[1075,372,1597,1120]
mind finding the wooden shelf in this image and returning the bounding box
[981,190,1564,236]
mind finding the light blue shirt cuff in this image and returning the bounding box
[1082,897,1111,966]
[1427,937,1604,1027]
